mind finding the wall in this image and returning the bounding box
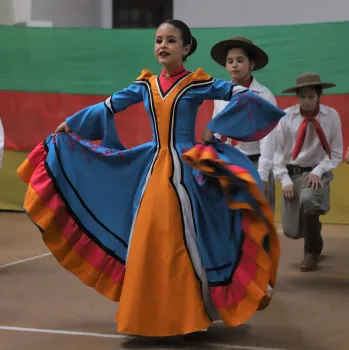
[6,0,349,29]
[0,0,112,28]
[31,0,112,28]
[174,0,349,27]
[0,0,14,25]
[1,23,348,151]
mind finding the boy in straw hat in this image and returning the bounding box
[274,72,343,271]
[210,36,277,209]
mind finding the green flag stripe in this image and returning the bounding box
[0,21,348,95]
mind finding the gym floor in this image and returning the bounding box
[1,212,348,350]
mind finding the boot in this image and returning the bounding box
[300,252,319,272]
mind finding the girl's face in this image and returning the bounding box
[297,87,320,111]
[154,23,190,71]
[225,47,254,83]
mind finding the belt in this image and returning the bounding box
[286,164,316,176]
[247,154,260,162]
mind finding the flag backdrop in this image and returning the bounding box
[0,21,348,222]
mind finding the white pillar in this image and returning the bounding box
[0,0,15,25]
[12,0,52,27]
[101,0,112,28]
[12,0,32,24]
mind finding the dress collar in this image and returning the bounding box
[161,64,186,78]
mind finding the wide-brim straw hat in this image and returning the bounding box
[210,36,269,71]
[282,72,336,93]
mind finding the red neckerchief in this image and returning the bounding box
[292,104,331,160]
[239,75,253,88]
[158,65,189,94]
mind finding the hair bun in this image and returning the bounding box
[188,36,198,56]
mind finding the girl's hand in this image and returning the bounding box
[54,121,71,135]
[202,128,214,143]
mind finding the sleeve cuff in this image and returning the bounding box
[258,172,269,182]
[258,157,273,182]
[258,168,270,182]
[311,167,324,178]
[281,175,294,188]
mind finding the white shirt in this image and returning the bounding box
[274,104,343,188]
[212,77,278,181]
[0,118,4,168]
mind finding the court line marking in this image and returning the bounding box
[0,326,287,350]
[0,253,52,269]
[0,326,124,339]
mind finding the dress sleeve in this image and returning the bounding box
[66,82,144,142]
[205,79,286,142]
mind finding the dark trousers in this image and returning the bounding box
[300,211,323,254]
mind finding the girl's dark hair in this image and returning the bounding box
[160,19,197,61]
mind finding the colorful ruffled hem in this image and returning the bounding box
[17,141,124,301]
[183,144,280,327]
